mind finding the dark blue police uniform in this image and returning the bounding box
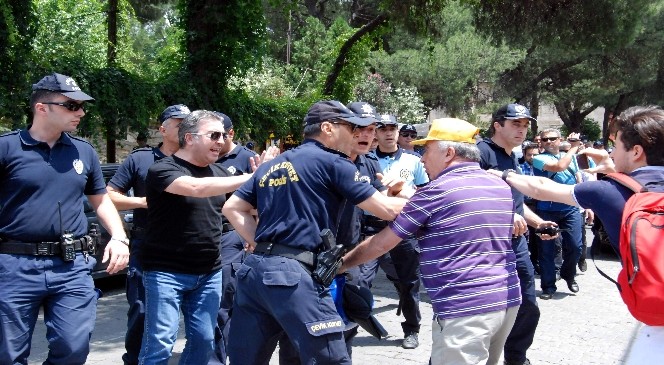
[107,145,166,365]
[477,137,541,365]
[227,140,376,365]
[0,130,105,365]
[210,144,257,365]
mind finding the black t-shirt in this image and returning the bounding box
[142,155,231,274]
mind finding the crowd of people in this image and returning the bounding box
[1,72,662,365]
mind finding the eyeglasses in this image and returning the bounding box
[400,132,417,138]
[540,137,559,142]
[191,131,227,141]
[332,121,358,133]
[567,138,580,142]
[42,101,85,112]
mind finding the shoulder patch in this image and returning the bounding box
[67,133,95,148]
[129,146,153,155]
[366,151,378,160]
[0,130,20,138]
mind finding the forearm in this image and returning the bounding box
[341,227,401,271]
[92,195,127,238]
[357,192,407,221]
[222,196,257,246]
[503,171,577,206]
[167,174,252,198]
[523,204,546,228]
[106,187,147,210]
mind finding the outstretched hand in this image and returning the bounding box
[377,172,415,198]
[250,146,280,172]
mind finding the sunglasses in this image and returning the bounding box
[191,131,227,141]
[332,121,358,132]
[400,132,417,138]
[540,137,559,142]
[42,101,85,112]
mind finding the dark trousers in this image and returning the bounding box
[538,209,583,293]
[123,238,145,365]
[504,235,541,363]
[356,238,421,335]
[209,230,245,365]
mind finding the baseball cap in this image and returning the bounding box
[32,73,94,101]
[411,118,479,145]
[158,104,191,123]
[493,103,537,123]
[304,100,373,127]
[347,102,379,122]
[213,111,233,131]
[400,124,417,134]
[593,140,604,148]
[376,114,398,128]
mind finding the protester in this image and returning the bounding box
[358,113,429,349]
[477,103,558,365]
[107,104,190,365]
[495,105,664,364]
[342,117,522,365]
[0,73,129,365]
[138,110,275,364]
[222,100,408,364]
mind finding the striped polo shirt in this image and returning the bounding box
[390,162,521,319]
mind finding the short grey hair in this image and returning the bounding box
[435,140,481,162]
[178,110,223,148]
[539,128,561,138]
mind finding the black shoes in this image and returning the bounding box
[578,259,588,272]
[539,292,553,300]
[567,279,580,293]
[505,358,532,365]
[402,332,419,349]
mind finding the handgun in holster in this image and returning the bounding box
[87,223,100,255]
[312,229,346,287]
[60,231,76,262]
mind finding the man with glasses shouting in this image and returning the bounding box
[138,110,277,364]
[0,73,129,364]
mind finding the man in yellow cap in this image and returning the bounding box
[341,118,522,365]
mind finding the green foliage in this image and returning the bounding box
[353,74,428,124]
[560,118,602,142]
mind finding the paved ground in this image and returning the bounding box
[28,229,640,364]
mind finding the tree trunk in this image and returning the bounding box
[105,0,118,163]
[553,101,597,133]
[322,14,387,96]
[529,92,540,136]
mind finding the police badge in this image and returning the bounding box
[73,159,84,174]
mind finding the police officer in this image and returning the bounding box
[106,104,190,365]
[358,113,429,349]
[209,112,258,365]
[222,100,408,365]
[0,72,129,365]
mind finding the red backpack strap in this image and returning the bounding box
[604,172,648,193]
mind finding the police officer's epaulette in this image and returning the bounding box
[67,133,97,147]
[0,130,20,138]
[402,149,421,158]
[129,146,153,155]
[365,151,379,160]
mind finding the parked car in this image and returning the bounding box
[84,163,133,279]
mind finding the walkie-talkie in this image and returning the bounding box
[59,201,75,262]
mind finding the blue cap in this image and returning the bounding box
[304,100,373,127]
[347,102,378,122]
[213,111,233,131]
[493,103,537,123]
[400,124,417,133]
[376,114,398,128]
[32,73,94,101]
[159,104,190,123]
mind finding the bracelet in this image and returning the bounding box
[111,237,130,246]
[502,169,516,182]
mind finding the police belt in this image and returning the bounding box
[0,237,92,256]
[222,223,235,233]
[362,215,389,230]
[253,242,315,268]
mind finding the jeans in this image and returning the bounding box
[0,253,97,365]
[139,269,222,365]
[537,209,583,293]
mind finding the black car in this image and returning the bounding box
[84,163,133,279]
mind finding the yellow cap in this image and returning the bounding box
[411,118,479,145]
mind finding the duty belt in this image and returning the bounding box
[0,237,93,256]
[253,242,315,268]
[222,223,235,233]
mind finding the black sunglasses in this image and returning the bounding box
[400,132,417,138]
[42,101,85,112]
[541,137,559,142]
[191,131,227,141]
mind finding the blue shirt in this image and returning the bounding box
[233,139,376,251]
[216,144,257,175]
[390,162,520,319]
[374,148,429,188]
[0,130,106,241]
[533,152,580,211]
[107,145,167,229]
[477,138,525,216]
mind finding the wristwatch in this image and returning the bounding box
[502,169,516,182]
[111,237,130,246]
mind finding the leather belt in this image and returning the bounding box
[253,242,315,268]
[0,237,92,256]
[222,223,235,233]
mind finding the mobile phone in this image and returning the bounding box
[577,154,590,170]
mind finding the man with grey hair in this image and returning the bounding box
[532,128,588,300]
[139,110,275,364]
[341,118,521,365]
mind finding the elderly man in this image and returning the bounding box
[341,118,522,365]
